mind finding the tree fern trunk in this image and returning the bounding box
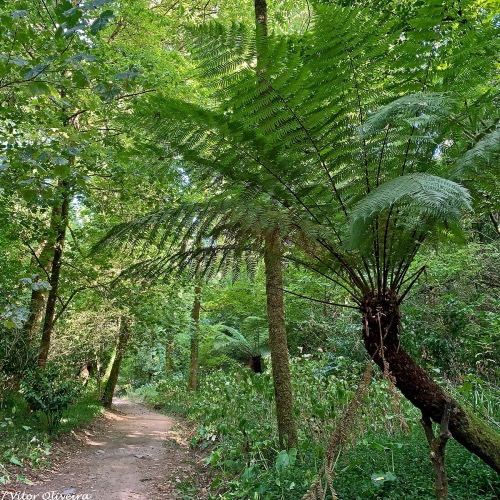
[361,290,500,473]
[102,317,130,409]
[37,179,70,368]
[264,229,298,450]
[255,0,297,451]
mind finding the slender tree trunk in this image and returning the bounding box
[37,180,70,368]
[103,346,117,385]
[254,0,297,451]
[254,0,268,36]
[24,217,61,343]
[264,230,298,450]
[24,287,47,343]
[421,404,452,500]
[187,277,202,391]
[361,290,500,473]
[102,317,130,409]
[164,335,175,375]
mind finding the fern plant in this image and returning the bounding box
[105,0,500,470]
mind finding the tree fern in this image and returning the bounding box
[115,0,498,300]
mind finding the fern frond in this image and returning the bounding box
[449,126,500,180]
[360,93,453,138]
[348,173,472,249]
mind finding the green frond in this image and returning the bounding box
[449,126,500,180]
[360,93,454,138]
[210,321,269,362]
[100,0,497,298]
[348,173,472,249]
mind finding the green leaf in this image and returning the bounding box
[24,64,47,80]
[85,0,114,10]
[90,10,114,34]
[10,456,22,466]
[275,448,297,471]
[11,56,29,67]
[28,82,51,96]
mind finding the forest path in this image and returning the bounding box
[16,399,203,500]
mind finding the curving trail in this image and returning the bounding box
[12,399,204,500]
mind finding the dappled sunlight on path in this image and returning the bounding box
[12,399,198,500]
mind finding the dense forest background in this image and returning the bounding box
[0,0,499,498]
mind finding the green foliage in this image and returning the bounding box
[402,243,500,379]
[21,367,82,434]
[107,0,499,313]
[0,391,102,485]
[138,356,498,499]
[0,0,498,494]
[348,174,471,252]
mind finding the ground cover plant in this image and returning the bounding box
[133,355,499,499]
[0,390,103,485]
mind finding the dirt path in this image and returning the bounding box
[7,399,206,500]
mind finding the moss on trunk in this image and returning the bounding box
[102,317,130,409]
[361,290,500,473]
[264,229,298,450]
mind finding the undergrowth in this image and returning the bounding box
[0,391,103,485]
[132,355,500,499]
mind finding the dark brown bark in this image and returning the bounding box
[254,0,268,36]
[361,290,500,473]
[421,404,452,499]
[264,230,298,450]
[24,229,58,342]
[37,180,70,368]
[250,355,263,373]
[187,278,202,391]
[102,317,130,409]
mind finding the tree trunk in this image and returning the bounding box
[187,276,202,391]
[24,216,61,342]
[103,345,117,385]
[361,290,500,473]
[164,336,175,375]
[37,180,70,368]
[102,317,130,409]
[421,404,452,500]
[250,355,263,373]
[24,287,47,342]
[253,0,297,450]
[264,229,298,450]
[254,0,268,37]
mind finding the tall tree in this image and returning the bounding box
[122,1,499,470]
[254,0,298,450]
[102,315,131,409]
[37,179,70,368]
[187,260,202,391]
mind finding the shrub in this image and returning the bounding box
[21,366,82,434]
